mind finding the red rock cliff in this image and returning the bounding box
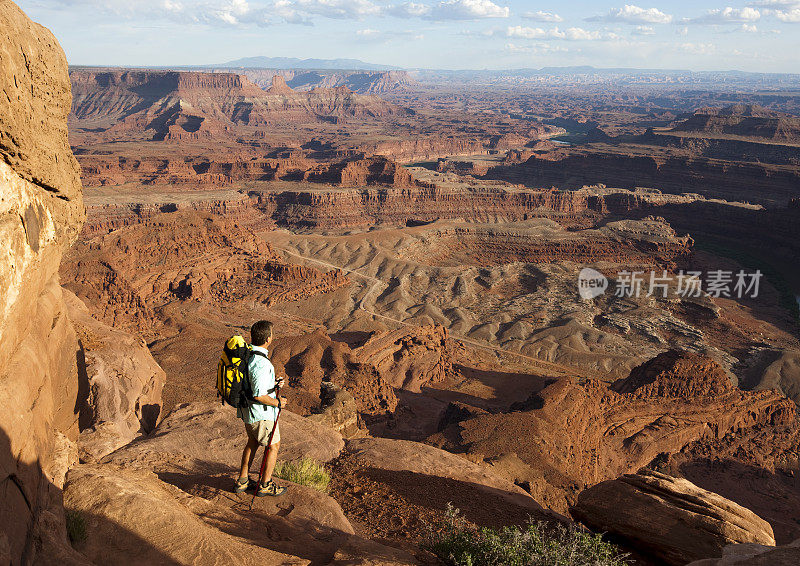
[0,0,86,562]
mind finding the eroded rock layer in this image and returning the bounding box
[431,351,797,513]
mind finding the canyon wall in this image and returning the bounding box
[252,185,647,228]
[0,1,86,563]
[490,148,800,207]
[76,154,418,188]
[69,69,404,141]
[80,184,663,233]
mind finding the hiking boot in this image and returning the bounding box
[233,477,252,493]
[255,479,287,497]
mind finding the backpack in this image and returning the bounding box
[216,335,266,408]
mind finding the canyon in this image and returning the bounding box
[3,0,800,564]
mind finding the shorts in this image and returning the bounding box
[244,419,280,447]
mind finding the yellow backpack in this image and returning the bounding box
[216,335,261,407]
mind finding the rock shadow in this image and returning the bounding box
[0,425,182,565]
[360,467,552,530]
[677,457,800,544]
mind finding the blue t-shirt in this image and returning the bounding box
[237,345,279,424]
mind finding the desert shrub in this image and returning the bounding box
[425,504,629,566]
[273,457,330,492]
[65,509,87,545]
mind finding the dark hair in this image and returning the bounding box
[250,320,273,347]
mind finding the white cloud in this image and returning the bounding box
[293,0,381,19]
[504,25,621,41]
[683,7,761,24]
[388,2,431,17]
[748,0,797,7]
[741,23,759,31]
[680,42,716,54]
[632,25,655,35]
[504,42,568,54]
[39,0,383,24]
[772,7,800,21]
[426,0,510,20]
[588,5,672,24]
[355,27,424,42]
[522,10,563,22]
[753,0,800,21]
[505,25,548,39]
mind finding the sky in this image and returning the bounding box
[13,0,800,72]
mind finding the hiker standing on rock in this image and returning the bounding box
[235,320,288,496]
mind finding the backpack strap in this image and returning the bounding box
[249,350,279,395]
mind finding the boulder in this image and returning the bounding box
[105,402,350,533]
[571,469,776,566]
[0,1,85,562]
[179,473,354,535]
[63,464,309,565]
[307,382,361,438]
[752,349,800,407]
[65,289,165,461]
[106,401,344,472]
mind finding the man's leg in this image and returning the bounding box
[261,441,280,484]
[239,434,259,481]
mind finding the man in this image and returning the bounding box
[234,320,288,496]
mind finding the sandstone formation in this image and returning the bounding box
[250,184,658,229]
[271,324,458,419]
[89,404,420,564]
[307,382,361,438]
[69,70,404,142]
[571,470,776,566]
[106,402,345,472]
[750,349,800,407]
[485,128,800,207]
[671,104,800,143]
[64,464,309,566]
[76,153,422,189]
[431,351,797,513]
[0,1,86,563]
[62,203,349,336]
[64,290,165,461]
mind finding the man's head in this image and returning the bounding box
[251,320,273,348]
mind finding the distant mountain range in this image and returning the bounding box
[211,60,800,79]
[216,57,396,71]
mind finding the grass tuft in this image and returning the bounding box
[273,457,331,492]
[425,504,630,566]
[65,509,87,546]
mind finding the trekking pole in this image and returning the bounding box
[250,379,282,509]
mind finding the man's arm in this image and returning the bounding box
[253,393,286,408]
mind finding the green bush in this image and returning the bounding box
[273,457,330,492]
[65,509,87,545]
[425,504,630,566]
